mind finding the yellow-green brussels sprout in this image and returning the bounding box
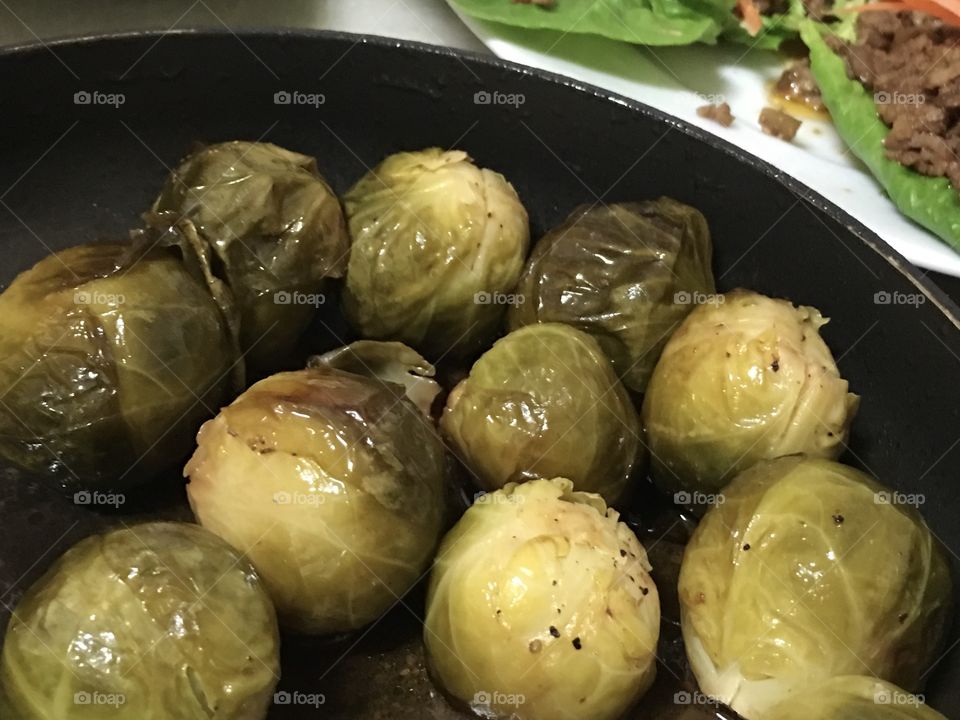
[0,243,236,490]
[424,478,659,720]
[440,323,643,504]
[678,457,952,719]
[765,676,946,720]
[0,522,279,719]
[343,148,530,358]
[643,289,859,495]
[185,364,448,634]
[509,198,715,393]
[148,140,350,370]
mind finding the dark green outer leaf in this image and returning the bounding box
[802,22,960,253]
[509,198,715,393]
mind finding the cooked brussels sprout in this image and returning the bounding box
[309,340,441,418]
[147,140,350,370]
[185,366,448,634]
[0,243,236,489]
[0,522,279,719]
[643,289,859,495]
[765,676,946,720]
[424,478,659,720]
[441,323,643,504]
[343,148,530,358]
[679,457,952,719]
[508,198,715,392]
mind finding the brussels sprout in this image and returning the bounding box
[309,340,441,418]
[147,140,350,370]
[765,676,946,720]
[424,478,660,720]
[678,457,952,719]
[441,323,643,504]
[642,289,859,495]
[508,198,715,393]
[0,243,236,490]
[0,522,279,719]
[185,366,448,634]
[343,148,530,358]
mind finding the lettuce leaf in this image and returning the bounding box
[802,21,960,253]
[450,0,727,46]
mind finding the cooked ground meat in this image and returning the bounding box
[697,102,735,127]
[760,107,802,141]
[835,12,960,191]
[776,58,826,113]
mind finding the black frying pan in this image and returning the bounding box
[0,30,957,719]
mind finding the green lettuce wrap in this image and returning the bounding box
[802,21,960,253]
[451,0,799,49]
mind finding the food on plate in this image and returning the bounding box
[803,17,960,252]
[508,198,716,392]
[146,140,350,370]
[342,147,530,359]
[424,478,660,720]
[185,364,448,634]
[450,0,812,49]
[697,102,735,126]
[309,340,441,417]
[441,323,643,504]
[765,676,947,720]
[0,522,279,719]
[759,106,803,141]
[642,289,858,496]
[0,243,236,490]
[774,58,826,113]
[678,456,953,719]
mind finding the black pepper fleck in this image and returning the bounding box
[771,358,780,372]
[572,637,582,650]
[833,514,844,525]
[641,587,649,596]
[620,549,627,557]
[743,543,751,551]
[549,626,560,638]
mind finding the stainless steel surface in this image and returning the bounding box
[0,0,487,51]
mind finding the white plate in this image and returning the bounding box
[451,8,960,277]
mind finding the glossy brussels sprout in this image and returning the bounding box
[309,340,441,418]
[0,243,236,489]
[643,289,859,495]
[509,199,715,393]
[441,323,643,505]
[424,478,659,720]
[343,148,530,358]
[678,457,952,719]
[765,676,946,720]
[185,365,448,634]
[0,522,279,719]
[147,140,350,369]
